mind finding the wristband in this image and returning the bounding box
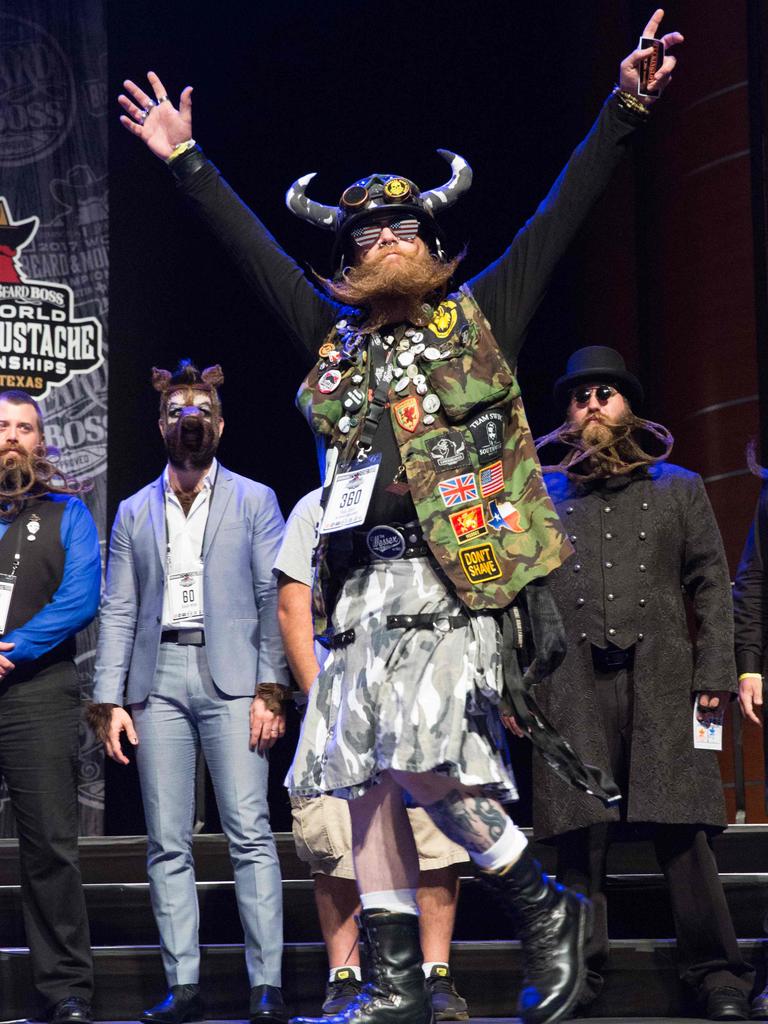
[166,138,197,164]
[738,672,763,681]
[611,85,651,118]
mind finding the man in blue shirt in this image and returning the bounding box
[0,389,101,1024]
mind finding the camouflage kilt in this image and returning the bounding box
[286,555,518,802]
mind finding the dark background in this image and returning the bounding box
[105,0,768,830]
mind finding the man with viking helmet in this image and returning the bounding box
[119,11,682,1024]
[89,361,289,1024]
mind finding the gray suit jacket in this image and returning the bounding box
[93,464,288,704]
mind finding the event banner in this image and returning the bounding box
[0,3,107,835]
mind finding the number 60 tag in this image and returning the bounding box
[320,454,381,534]
[168,566,204,622]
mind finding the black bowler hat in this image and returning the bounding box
[553,346,644,409]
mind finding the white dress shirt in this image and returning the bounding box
[161,459,217,630]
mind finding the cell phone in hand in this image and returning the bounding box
[637,36,665,97]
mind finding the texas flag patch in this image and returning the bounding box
[487,499,525,533]
[438,472,478,508]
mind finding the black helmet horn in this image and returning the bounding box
[420,149,473,213]
[285,172,338,231]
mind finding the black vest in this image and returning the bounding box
[0,497,74,664]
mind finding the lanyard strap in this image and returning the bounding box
[164,472,216,562]
[356,335,394,461]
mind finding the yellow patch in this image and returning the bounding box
[459,542,503,584]
[428,300,458,338]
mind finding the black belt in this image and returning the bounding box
[592,643,634,672]
[161,629,206,646]
[387,613,470,632]
[316,628,356,651]
[351,522,429,565]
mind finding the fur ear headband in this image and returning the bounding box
[152,361,224,414]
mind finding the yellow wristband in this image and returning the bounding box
[166,138,196,164]
[738,672,763,681]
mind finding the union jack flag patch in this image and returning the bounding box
[438,473,478,508]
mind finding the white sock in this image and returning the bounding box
[468,817,527,870]
[423,961,449,978]
[329,965,362,982]
[360,888,419,915]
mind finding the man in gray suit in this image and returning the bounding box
[89,360,289,1024]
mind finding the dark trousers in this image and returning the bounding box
[0,661,93,1011]
[555,659,753,1000]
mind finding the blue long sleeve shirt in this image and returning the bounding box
[0,496,101,663]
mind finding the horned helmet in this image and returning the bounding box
[285,150,472,267]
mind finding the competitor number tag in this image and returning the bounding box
[168,565,204,623]
[692,696,723,751]
[0,573,15,635]
[320,454,381,534]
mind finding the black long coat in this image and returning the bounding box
[532,463,736,839]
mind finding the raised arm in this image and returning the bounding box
[470,8,683,363]
[118,72,336,355]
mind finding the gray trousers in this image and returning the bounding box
[132,641,283,987]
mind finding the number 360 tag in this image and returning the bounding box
[320,454,381,534]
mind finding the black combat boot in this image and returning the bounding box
[480,847,592,1024]
[291,909,433,1024]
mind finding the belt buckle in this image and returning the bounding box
[433,616,452,634]
[366,525,406,560]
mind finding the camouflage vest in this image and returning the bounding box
[297,286,573,614]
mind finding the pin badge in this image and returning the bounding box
[398,351,414,367]
[395,377,411,393]
[422,394,441,414]
[338,415,352,434]
[424,346,442,361]
[319,342,335,358]
[344,388,365,412]
[318,369,342,394]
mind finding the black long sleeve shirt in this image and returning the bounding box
[173,94,644,522]
[734,482,768,675]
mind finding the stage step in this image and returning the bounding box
[1,940,765,1021]
[1,874,766,946]
[1,825,766,885]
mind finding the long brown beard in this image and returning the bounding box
[163,415,219,471]
[535,411,674,482]
[321,248,464,330]
[0,443,89,521]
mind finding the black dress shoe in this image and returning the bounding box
[751,985,768,1020]
[140,984,205,1024]
[49,997,93,1024]
[250,984,289,1023]
[704,986,750,1021]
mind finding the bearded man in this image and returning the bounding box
[89,361,289,1024]
[0,390,100,1024]
[119,13,681,1024]
[526,345,754,1021]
